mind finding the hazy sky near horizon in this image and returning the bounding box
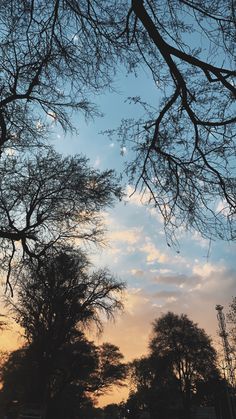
[1,67,235,407]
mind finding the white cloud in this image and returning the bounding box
[109,227,142,245]
[141,238,169,264]
[154,290,180,300]
[192,262,225,277]
[125,185,156,209]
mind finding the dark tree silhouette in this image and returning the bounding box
[3,248,126,418]
[10,248,125,343]
[0,149,121,291]
[0,0,127,152]
[0,339,127,419]
[115,0,236,243]
[127,312,219,419]
[0,1,234,242]
[149,312,218,417]
[128,355,184,419]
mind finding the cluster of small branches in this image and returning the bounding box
[0,149,122,292]
[113,0,236,242]
[0,0,235,286]
[0,0,130,152]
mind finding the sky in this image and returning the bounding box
[52,68,236,405]
[1,67,236,407]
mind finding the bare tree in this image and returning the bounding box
[0,1,126,284]
[112,0,236,242]
[0,0,129,152]
[0,149,121,292]
[0,0,235,243]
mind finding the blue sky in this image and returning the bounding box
[45,68,236,404]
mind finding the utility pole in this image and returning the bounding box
[216,304,235,419]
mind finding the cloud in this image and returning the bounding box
[100,288,158,362]
[154,273,190,286]
[109,227,142,245]
[158,268,173,274]
[130,269,145,277]
[120,146,127,155]
[154,290,180,300]
[216,199,231,216]
[192,262,225,277]
[141,239,169,264]
[100,265,236,363]
[125,186,165,224]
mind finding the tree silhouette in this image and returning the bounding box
[10,248,125,345]
[127,312,219,419]
[0,338,127,419]
[128,355,183,419]
[0,1,234,241]
[0,0,126,153]
[113,0,236,242]
[3,248,126,418]
[0,149,121,290]
[149,312,218,417]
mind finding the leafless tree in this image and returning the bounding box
[0,149,121,292]
[0,1,129,287]
[0,0,235,244]
[9,247,125,342]
[0,0,129,152]
[113,0,236,243]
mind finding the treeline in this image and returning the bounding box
[0,258,236,419]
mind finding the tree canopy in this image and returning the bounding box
[127,312,219,418]
[2,248,126,418]
[0,0,234,242]
[149,312,217,394]
[9,248,125,341]
[0,149,122,290]
[113,0,236,242]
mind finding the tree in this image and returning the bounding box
[0,1,235,242]
[0,338,127,419]
[113,0,236,243]
[0,0,125,282]
[128,355,183,419]
[149,312,218,418]
[3,248,126,418]
[0,0,127,153]
[102,403,126,419]
[10,248,125,348]
[126,313,220,419]
[0,148,121,291]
